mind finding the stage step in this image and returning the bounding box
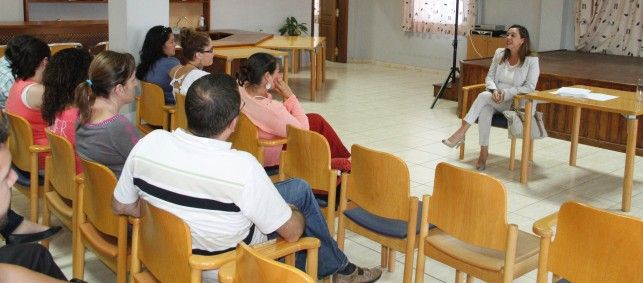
[432,78,459,102]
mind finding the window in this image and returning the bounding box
[402,0,477,35]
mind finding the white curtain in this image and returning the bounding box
[575,0,643,56]
[402,0,477,36]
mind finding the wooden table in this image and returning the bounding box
[257,36,326,101]
[213,47,289,83]
[520,85,643,212]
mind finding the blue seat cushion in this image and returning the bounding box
[12,165,44,187]
[476,113,508,128]
[343,201,434,239]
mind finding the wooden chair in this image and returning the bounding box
[230,113,287,168]
[136,81,174,135]
[336,144,420,283]
[42,129,81,240]
[415,162,539,283]
[131,203,320,283]
[90,41,109,55]
[48,42,82,55]
[171,92,187,131]
[278,125,338,235]
[218,242,315,283]
[6,112,49,222]
[459,83,534,170]
[0,45,5,57]
[74,157,139,283]
[533,201,643,283]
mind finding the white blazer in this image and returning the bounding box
[485,48,540,100]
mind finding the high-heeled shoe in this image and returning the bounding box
[6,226,62,244]
[476,154,488,171]
[441,136,465,148]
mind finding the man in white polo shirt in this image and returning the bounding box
[112,73,381,283]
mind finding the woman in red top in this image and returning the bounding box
[5,35,51,170]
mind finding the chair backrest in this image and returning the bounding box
[0,45,5,57]
[230,113,263,163]
[173,93,187,130]
[547,201,643,282]
[430,162,510,251]
[137,203,193,282]
[346,144,411,221]
[138,81,167,127]
[91,41,109,55]
[45,129,76,200]
[6,112,34,171]
[49,42,82,55]
[280,125,333,190]
[232,242,314,283]
[79,157,121,237]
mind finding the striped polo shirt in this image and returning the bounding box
[113,129,292,253]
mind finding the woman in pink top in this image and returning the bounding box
[5,35,51,170]
[236,52,350,172]
[41,48,92,174]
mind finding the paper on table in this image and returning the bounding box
[552,87,591,98]
[584,93,618,101]
[550,87,617,101]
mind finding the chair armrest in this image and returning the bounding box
[128,216,140,226]
[188,237,321,271]
[533,212,558,238]
[163,106,175,114]
[74,174,84,185]
[461,84,486,118]
[461,83,486,92]
[29,144,50,153]
[258,138,288,147]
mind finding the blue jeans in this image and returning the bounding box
[274,178,349,278]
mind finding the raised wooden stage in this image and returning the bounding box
[460,50,643,155]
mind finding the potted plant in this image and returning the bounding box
[278,17,309,36]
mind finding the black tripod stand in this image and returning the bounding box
[430,0,460,109]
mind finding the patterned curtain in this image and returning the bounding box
[575,0,643,56]
[402,0,477,36]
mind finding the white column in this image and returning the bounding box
[108,0,169,117]
[108,0,169,61]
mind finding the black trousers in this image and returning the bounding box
[0,209,24,239]
[0,243,67,280]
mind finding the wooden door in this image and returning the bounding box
[319,0,337,61]
[319,0,348,62]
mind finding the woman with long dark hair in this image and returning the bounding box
[442,24,539,170]
[136,26,180,104]
[41,48,91,174]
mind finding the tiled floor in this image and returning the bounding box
[9,61,642,282]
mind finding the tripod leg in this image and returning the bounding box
[430,68,456,109]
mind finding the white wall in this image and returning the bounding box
[210,0,312,34]
[348,0,575,70]
[28,3,107,21]
[348,0,466,70]
[0,0,24,21]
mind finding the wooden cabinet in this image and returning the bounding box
[466,34,505,59]
[21,0,211,30]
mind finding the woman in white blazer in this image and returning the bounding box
[443,24,539,170]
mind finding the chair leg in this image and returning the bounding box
[380,246,389,269]
[459,142,465,160]
[73,237,85,279]
[403,250,414,283]
[509,137,516,170]
[41,199,51,248]
[387,249,396,272]
[455,270,465,283]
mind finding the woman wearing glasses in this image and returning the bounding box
[136,26,180,105]
[168,28,213,95]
